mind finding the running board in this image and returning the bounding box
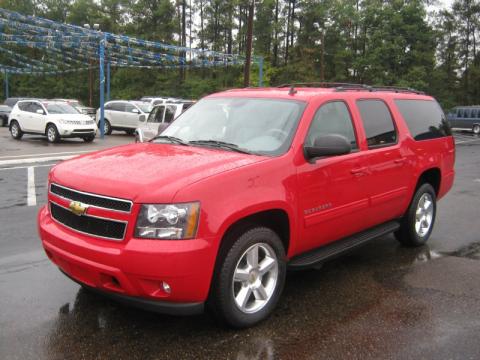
[288,220,400,269]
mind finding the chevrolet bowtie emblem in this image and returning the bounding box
[69,201,89,216]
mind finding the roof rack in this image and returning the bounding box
[276,82,424,95]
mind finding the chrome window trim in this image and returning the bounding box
[49,182,133,213]
[49,201,127,241]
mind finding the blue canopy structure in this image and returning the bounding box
[0,8,264,138]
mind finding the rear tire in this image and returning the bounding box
[1,116,7,127]
[395,183,436,247]
[209,227,286,328]
[10,120,23,140]
[46,124,60,143]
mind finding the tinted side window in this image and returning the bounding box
[395,100,452,141]
[306,101,358,149]
[110,103,125,112]
[357,100,397,148]
[105,103,112,110]
[164,106,176,123]
[124,104,136,113]
[29,103,44,114]
[18,102,30,111]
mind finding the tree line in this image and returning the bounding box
[0,0,479,110]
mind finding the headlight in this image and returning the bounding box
[135,202,200,240]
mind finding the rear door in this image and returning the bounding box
[109,102,125,127]
[297,100,371,252]
[16,102,33,131]
[356,99,411,224]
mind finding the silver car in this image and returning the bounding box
[97,100,150,135]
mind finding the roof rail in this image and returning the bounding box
[276,82,424,95]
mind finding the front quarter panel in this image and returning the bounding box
[172,156,299,258]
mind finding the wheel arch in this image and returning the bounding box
[416,167,441,195]
[45,121,58,134]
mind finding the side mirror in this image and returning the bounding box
[132,108,140,114]
[36,109,45,115]
[304,134,351,160]
[135,128,144,143]
[139,114,146,122]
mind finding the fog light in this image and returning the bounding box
[162,281,171,294]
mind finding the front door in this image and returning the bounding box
[145,105,165,140]
[297,100,371,253]
[28,102,47,133]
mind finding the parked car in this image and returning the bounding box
[97,100,150,135]
[38,84,455,328]
[53,98,96,119]
[4,97,37,108]
[141,97,192,112]
[9,100,97,143]
[0,104,12,126]
[446,106,480,134]
[135,101,195,142]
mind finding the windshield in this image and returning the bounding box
[133,101,151,113]
[44,103,80,114]
[160,97,306,156]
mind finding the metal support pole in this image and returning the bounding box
[106,60,110,102]
[258,57,264,87]
[99,34,106,139]
[4,70,9,99]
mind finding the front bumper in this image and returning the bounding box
[57,124,97,137]
[38,205,217,313]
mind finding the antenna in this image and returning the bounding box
[288,85,297,96]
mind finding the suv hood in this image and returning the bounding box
[50,143,267,203]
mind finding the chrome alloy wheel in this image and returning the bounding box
[415,193,434,237]
[47,127,56,142]
[11,123,18,137]
[232,243,279,314]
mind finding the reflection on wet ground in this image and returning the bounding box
[2,237,479,360]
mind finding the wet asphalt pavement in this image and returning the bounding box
[1,128,480,359]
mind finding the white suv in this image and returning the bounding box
[9,100,97,143]
[135,102,194,142]
[97,100,150,135]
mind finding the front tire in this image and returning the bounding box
[10,120,23,140]
[100,119,112,135]
[46,124,60,143]
[395,183,437,247]
[83,134,95,143]
[209,227,286,328]
[473,124,480,135]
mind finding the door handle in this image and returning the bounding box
[394,158,406,164]
[351,167,368,175]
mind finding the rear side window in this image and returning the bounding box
[395,100,451,141]
[357,100,397,148]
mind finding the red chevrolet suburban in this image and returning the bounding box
[38,84,455,328]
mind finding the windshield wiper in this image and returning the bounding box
[151,135,189,146]
[189,140,253,154]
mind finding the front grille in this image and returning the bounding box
[50,202,126,240]
[50,183,132,212]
